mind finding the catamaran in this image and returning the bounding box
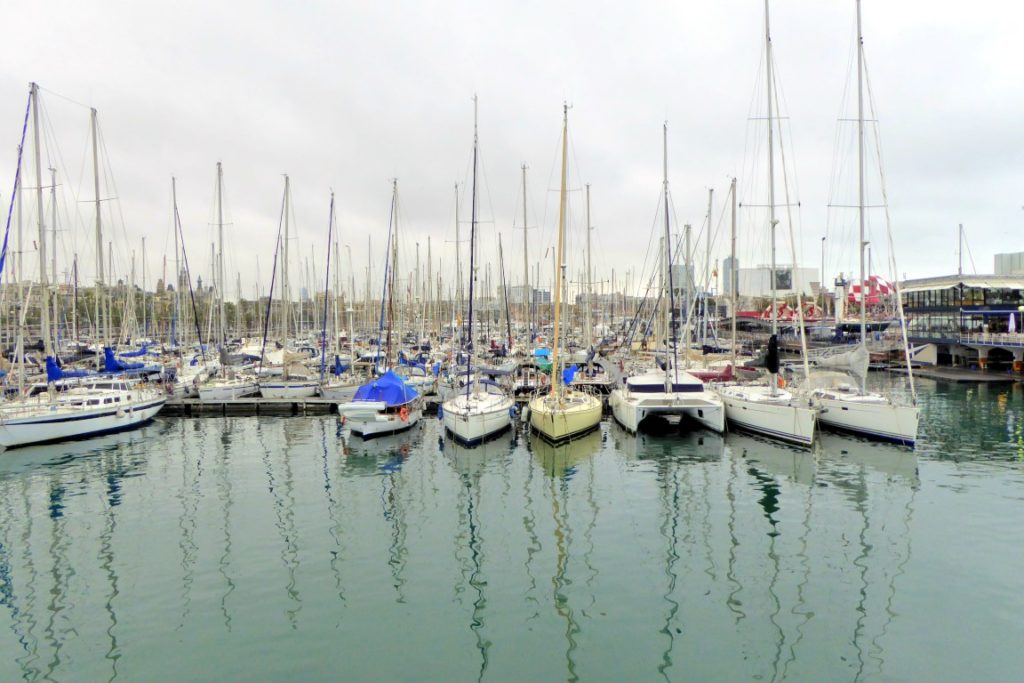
[608,124,725,435]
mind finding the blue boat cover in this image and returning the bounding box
[562,364,578,386]
[46,356,93,382]
[352,370,418,406]
[119,343,149,357]
[104,347,145,372]
[331,355,351,375]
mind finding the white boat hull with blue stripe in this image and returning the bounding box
[812,389,918,446]
[714,384,817,447]
[0,385,166,450]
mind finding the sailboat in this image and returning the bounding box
[569,185,616,395]
[196,164,259,401]
[442,97,514,446]
[258,175,318,399]
[608,124,725,435]
[805,0,919,446]
[710,2,817,448]
[338,181,423,437]
[0,84,166,450]
[527,105,603,443]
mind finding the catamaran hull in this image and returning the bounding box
[0,398,166,450]
[528,395,602,443]
[442,398,514,446]
[716,391,817,447]
[814,396,918,446]
[608,389,725,434]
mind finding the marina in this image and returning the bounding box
[1,377,1023,681]
[2,0,1022,679]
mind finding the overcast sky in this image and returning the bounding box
[2,0,1021,302]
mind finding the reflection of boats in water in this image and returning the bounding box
[530,426,602,479]
[816,433,919,484]
[443,428,516,477]
[608,420,725,464]
[725,431,816,486]
[340,422,425,474]
[0,419,172,477]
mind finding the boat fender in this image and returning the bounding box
[777,376,786,388]
[437,405,444,420]
[116,408,126,418]
[339,414,347,426]
[399,406,410,422]
[508,405,517,419]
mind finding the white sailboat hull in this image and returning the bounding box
[319,382,360,402]
[338,401,421,438]
[442,393,514,445]
[0,395,166,450]
[813,391,919,446]
[608,388,725,434]
[259,380,319,399]
[198,380,259,401]
[714,385,817,447]
[528,391,602,442]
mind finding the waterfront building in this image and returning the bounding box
[901,273,1024,371]
[735,265,818,298]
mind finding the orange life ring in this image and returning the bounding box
[399,406,410,422]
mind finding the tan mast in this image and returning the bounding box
[549,104,568,400]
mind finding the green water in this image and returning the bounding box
[1,379,1023,682]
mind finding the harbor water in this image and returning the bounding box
[1,378,1023,681]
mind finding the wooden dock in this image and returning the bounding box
[888,366,1018,384]
[160,393,546,418]
[161,397,338,417]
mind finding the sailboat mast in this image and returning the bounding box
[49,167,58,352]
[217,162,225,344]
[171,177,182,347]
[30,84,51,361]
[662,122,677,386]
[549,104,568,399]
[142,235,147,338]
[454,182,462,337]
[857,0,867,347]
[72,255,78,342]
[91,107,105,358]
[281,174,290,342]
[521,164,530,344]
[730,177,738,370]
[705,188,713,345]
[765,0,778,341]
[465,95,479,398]
[585,184,593,351]
[764,0,781,396]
